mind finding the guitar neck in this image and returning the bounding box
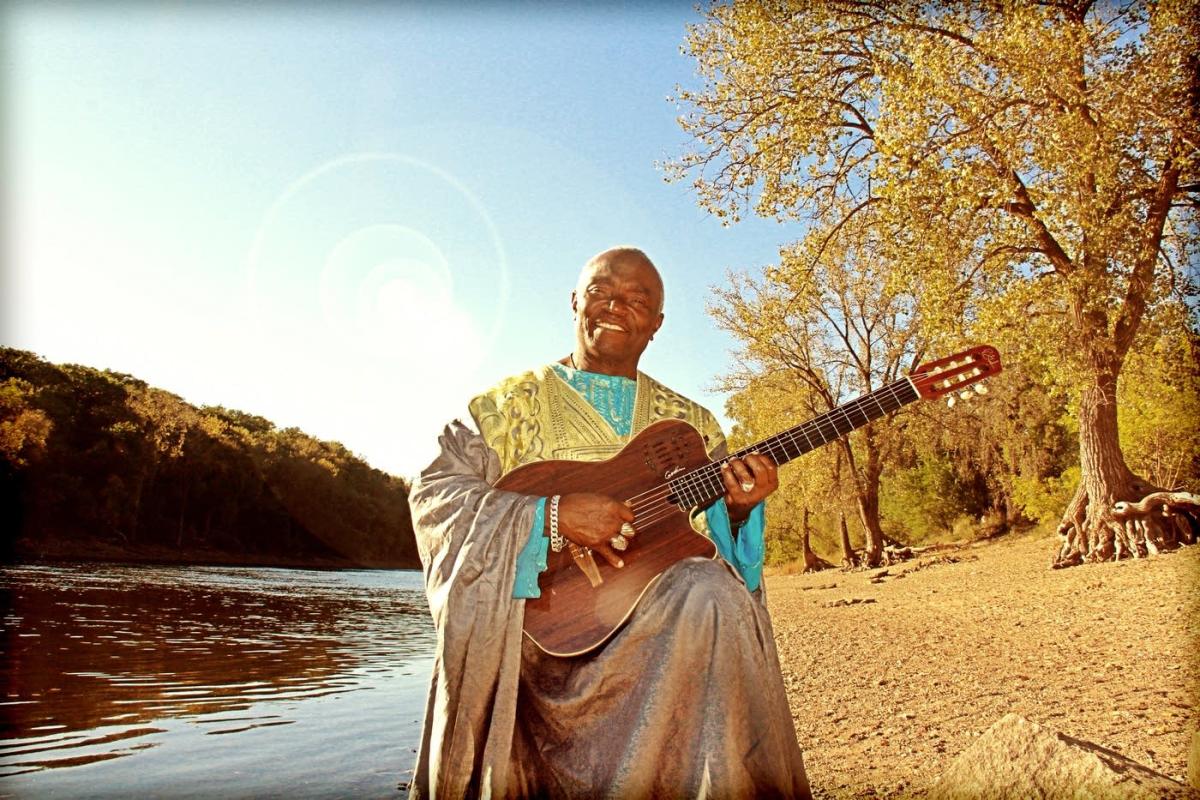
[663,377,920,512]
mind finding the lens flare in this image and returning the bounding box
[246,152,507,373]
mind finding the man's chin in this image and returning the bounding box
[583,341,639,365]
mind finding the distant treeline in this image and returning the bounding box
[1,348,418,568]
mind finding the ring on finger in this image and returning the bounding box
[740,480,755,493]
[610,534,629,551]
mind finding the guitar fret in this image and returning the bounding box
[722,381,910,493]
[665,377,926,511]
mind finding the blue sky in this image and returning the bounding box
[4,2,801,476]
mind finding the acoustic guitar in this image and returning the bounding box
[496,345,1003,656]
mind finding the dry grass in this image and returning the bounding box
[766,529,1200,798]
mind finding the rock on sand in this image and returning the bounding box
[929,713,1193,800]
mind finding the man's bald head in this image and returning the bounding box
[570,246,666,378]
[578,247,664,314]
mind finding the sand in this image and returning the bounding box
[766,530,1200,798]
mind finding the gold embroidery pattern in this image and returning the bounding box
[472,366,726,477]
[639,374,726,458]
[650,385,692,421]
[504,381,545,467]
[469,373,547,474]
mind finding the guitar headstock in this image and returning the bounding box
[910,345,1003,406]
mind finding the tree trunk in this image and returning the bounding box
[800,507,831,572]
[856,484,886,568]
[839,424,887,567]
[839,512,858,568]
[1053,365,1177,567]
[176,482,189,549]
[129,472,147,546]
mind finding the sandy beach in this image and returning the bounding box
[767,531,1200,798]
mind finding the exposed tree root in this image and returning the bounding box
[841,538,916,571]
[881,543,915,565]
[1054,487,1198,568]
[1111,491,1199,555]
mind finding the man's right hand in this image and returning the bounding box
[554,493,634,569]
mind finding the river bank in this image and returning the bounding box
[9,536,419,570]
[767,529,1200,798]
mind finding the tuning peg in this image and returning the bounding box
[971,367,982,377]
[974,384,988,395]
[959,389,973,401]
[947,396,956,408]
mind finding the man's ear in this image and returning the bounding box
[570,290,579,315]
[651,313,664,339]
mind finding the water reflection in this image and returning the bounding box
[0,563,434,797]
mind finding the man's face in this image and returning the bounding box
[571,253,665,373]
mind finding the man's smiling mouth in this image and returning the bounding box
[596,322,628,332]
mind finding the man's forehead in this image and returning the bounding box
[579,255,662,293]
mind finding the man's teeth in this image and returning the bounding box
[597,322,627,332]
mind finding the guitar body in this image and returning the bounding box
[495,419,718,657]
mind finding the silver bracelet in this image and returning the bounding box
[549,494,564,552]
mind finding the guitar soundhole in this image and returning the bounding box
[642,433,690,476]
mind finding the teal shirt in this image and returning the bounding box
[549,363,636,435]
[512,366,765,598]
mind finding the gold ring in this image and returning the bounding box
[610,535,629,551]
[620,522,637,537]
[740,481,755,493]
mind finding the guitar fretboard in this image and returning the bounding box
[663,377,919,511]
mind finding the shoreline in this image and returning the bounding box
[7,539,420,572]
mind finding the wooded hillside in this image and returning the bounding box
[1,348,418,568]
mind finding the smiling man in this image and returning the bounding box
[408,247,811,799]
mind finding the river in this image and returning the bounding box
[0,563,435,799]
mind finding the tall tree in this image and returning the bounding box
[711,209,924,566]
[726,370,849,565]
[671,0,1199,564]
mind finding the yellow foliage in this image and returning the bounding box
[0,380,52,467]
[672,0,1197,384]
[1118,318,1200,489]
[672,1,1199,528]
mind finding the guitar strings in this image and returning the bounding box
[612,356,987,535]
[625,389,898,520]
[637,380,910,511]
[621,379,918,529]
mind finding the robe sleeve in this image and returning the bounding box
[408,420,536,800]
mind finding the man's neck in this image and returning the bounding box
[567,350,637,380]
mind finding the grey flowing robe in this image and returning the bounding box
[409,421,810,800]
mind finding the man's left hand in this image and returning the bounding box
[720,453,778,526]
